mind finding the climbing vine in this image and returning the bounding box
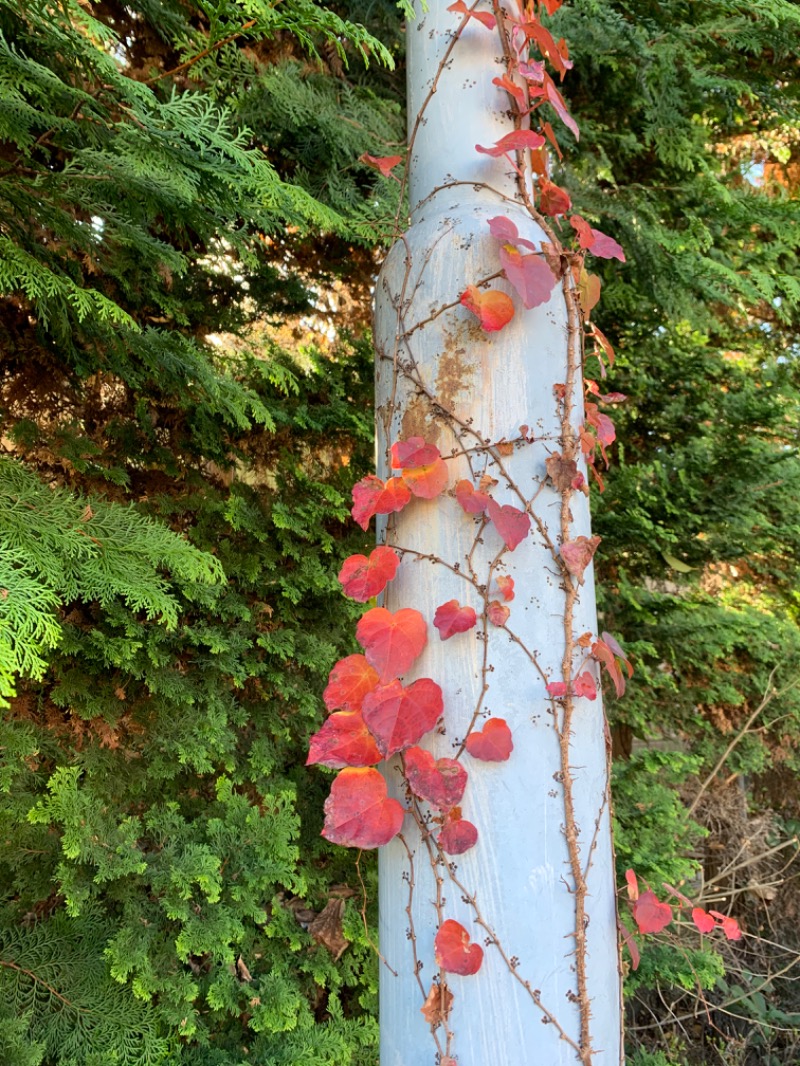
[308,2,735,1063]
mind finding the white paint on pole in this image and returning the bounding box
[374,5,622,1064]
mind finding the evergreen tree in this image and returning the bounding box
[0,0,403,1061]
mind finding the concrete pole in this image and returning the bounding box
[374,4,622,1065]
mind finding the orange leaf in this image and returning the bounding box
[447,0,496,29]
[460,285,514,333]
[322,767,404,849]
[692,907,715,935]
[402,458,449,499]
[475,129,545,157]
[455,479,491,514]
[359,153,402,178]
[487,600,510,626]
[323,654,380,712]
[495,575,515,601]
[538,179,571,216]
[391,437,440,470]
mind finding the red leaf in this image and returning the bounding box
[546,681,567,698]
[455,479,492,514]
[709,911,742,941]
[434,919,484,976]
[492,74,528,112]
[538,179,572,217]
[592,632,633,698]
[338,546,400,602]
[569,215,625,262]
[625,868,639,901]
[520,19,573,77]
[434,600,478,641]
[307,711,382,768]
[560,535,601,580]
[391,437,440,470]
[323,654,380,712]
[633,891,672,934]
[496,575,515,601]
[617,916,641,971]
[356,607,428,682]
[351,474,411,530]
[362,678,444,757]
[486,498,531,551]
[573,671,597,700]
[438,818,478,855]
[487,600,510,626]
[476,129,545,157]
[460,286,514,332]
[488,215,534,250]
[518,59,545,84]
[498,245,556,309]
[447,0,496,29]
[692,907,715,935]
[322,767,404,849]
[465,718,513,762]
[402,458,449,499]
[404,746,467,809]
[543,71,579,140]
[359,153,403,178]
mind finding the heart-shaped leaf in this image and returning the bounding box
[351,475,411,530]
[438,818,478,855]
[465,718,513,762]
[487,498,531,551]
[356,607,427,682]
[455,479,492,514]
[307,711,382,768]
[632,891,672,934]
[402,458,449,499]
[434,919,484,975]
[499,244,556,309]
[322,768,404,849]
[362,678,444,757]
[404,746,467,809]
[434,600,478,640]
[338,546,400,602]
[460,286,514,333]
[323,654,380,712]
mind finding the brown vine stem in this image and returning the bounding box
[444,865,584,1056]
[397,832,447,1061]
[355,852,398,976]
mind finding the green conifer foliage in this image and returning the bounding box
[0,0,401,1061]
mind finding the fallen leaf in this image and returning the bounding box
[308,898,350,960]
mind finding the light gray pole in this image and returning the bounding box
[374,4,622,1064]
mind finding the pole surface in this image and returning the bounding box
[374,5,622,1064]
